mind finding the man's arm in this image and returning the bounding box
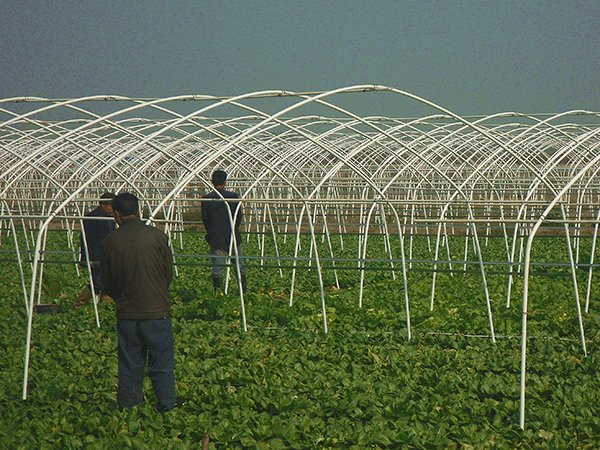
[201,200,212,243]
[163,234,174,286]
[234,196,243,231]
[100,242,116,299]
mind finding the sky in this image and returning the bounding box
[1,0,599,118]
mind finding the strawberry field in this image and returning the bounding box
[2,230,600,449]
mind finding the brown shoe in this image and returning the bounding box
[73,286,93,308]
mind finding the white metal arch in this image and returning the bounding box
[1,89,600,430]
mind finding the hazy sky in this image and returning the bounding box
[1,0,599,117]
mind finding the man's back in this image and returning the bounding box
[81,207,115,263]
[201,187,242,250]
[101,217,173,320]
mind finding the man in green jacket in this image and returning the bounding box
[101,193,175,412]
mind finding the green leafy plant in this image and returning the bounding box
[2,231,600,448]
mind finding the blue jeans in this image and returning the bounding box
[117,317,175,412]
[210,245,245,277]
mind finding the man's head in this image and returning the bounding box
[112,193,139,224]
[211,170,227,188]
[99,192,115,216]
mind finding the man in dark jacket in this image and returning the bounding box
[201,170,246,293]
[74,192,115,307]
[100,193,175,412]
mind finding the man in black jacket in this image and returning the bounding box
[74,192,115,307]
[201,170,246,293]
[100,193,175,412]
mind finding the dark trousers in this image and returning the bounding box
[89,264,102,293]
[117,317,176,412]
[210,245,245,277]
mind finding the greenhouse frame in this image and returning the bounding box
[1,85,600,428]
